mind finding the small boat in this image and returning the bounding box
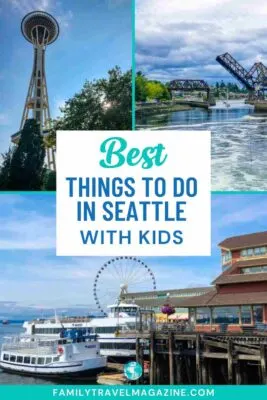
[2,320,9,325]
[0,329,106,379]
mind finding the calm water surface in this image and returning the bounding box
[137,101,267,191]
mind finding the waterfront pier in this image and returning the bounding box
[135,331,267,385]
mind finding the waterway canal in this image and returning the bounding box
[137,100,267,191]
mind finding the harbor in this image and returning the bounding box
[2,231,267,385]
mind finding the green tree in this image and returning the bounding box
[146,80,171,101]
[136,71,148,101]
[7,119,45,190]
[0,148,13,189]
[48,66,131,145]
[43,169,56,191]
[96,67,131,130]
[136,73,171,102]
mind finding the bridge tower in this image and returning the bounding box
[12,11,59,170]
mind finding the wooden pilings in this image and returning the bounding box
[260,344,267,384]
[168,331,174,384]
[195,334,201,384]
[137,331,267,385]
[227,340,233,384]
[149,332,155,384]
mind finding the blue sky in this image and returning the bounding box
[0,0,131,155]
[0,193,266,314]
[136,0,267,83]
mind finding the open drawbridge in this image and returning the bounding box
[216,53,267,99]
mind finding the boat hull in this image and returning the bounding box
[0,358,106,379]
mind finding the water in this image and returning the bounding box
[0,322,97,385]
[137,100,267,191]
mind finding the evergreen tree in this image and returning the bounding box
[0,148,13,190]
[43,169,56,191]
[8,119,45,190]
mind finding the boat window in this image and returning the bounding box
[46,357,52,364]
[31,357,36,365]
[10,355,16,362]
[58,339,67,345]
[24,356,31,364]
[95,327,117,334]
[35,327,62,334]
[3,354,9,361]
[37,357,45,365]
[17,356,23,363]
[53,356,59,362]
[100,342,136,350]
[114,307,138,316]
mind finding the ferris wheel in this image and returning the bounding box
[93,256,157,314]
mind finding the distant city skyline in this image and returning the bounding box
[0,0,131,155]
[0,193,266,315]
[136,0,267,83]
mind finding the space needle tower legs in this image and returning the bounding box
[18,11,59,171]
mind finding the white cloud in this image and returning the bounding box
[136,0,267,81]
[0,255,213,306]
[218,201,267,228]
[8,0,51,15]
[7,0,73,31]
[0,113,10,126]
[0,211,55,250]
[56,9,73,29]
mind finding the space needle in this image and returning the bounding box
[11,11,59,170]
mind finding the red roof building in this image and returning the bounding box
[179,231,267,333]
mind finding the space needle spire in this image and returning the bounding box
[13,11,59,170]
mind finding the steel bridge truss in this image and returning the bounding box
[169,79,210,93]
[216,53,267,98]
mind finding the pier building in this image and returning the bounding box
[124,231,267,332]
[123,287,211,322]
[178,231,267,333]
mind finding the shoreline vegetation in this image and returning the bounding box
[135,71,248,116]
[136,102,192,116]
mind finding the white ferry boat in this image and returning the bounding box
[0,331,106,378]
[23,303,147,359]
